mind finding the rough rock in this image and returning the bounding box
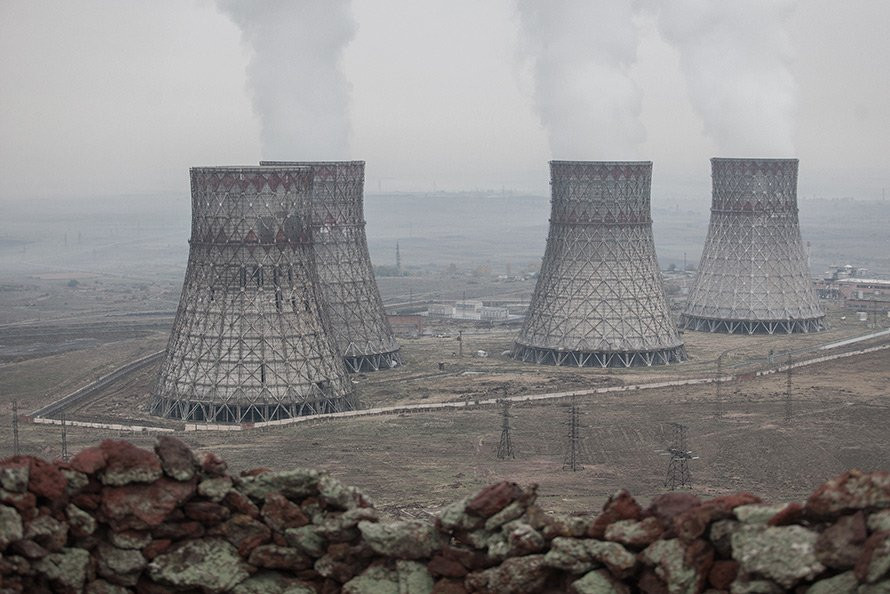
[856,531,890,584]
[0,503,24,548]
[359,519,441,559]
[262,493,309,532]
[33,547,90,591]
[24,513,68,552]
[870,511,890,534]
[646,492,701,526]
[466,481,524,518]
[731,524,824,588]
[806,570,858,594]
[674,493,761,542]
[465,554,550,594]
[95,542,146,585]
[570,569,631,594]
[640,538,713,594]
[605,517,664,548]
[100,440,163,486]
[285,524,326,557]
[108,529,151,550]
[101,477,195,529]
[708,559,739,590]
[154,435,196,481]
[232,571,315,594]
[147,537,250,592]
[247,543,312,570]
[238,469,320,500]
[67,503,96,536]
[590,490,642,539]
[734,504,788,525]
[27,457,68,500]
[814,511,867,568]
[0,459,30,493]
[199,476,234,502]
[544,537,636,577]
[807,470,890,517]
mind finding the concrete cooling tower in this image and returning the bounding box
[681,158,825,334]
[151,166,355,424]
[513,161,686,367]
[260,161,401,372]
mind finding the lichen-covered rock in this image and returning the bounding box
[589,490,642,539]
[569,569,630,594]
[815,511,867,568]
[640,538,713,594]
[0,459,30,493]
[343,565,400,594]
[248,544,312,570]
[544,537,636,577]
[101,477,195,529]
[674,493,761,542]
[466,481,524,518]
[734,504,788,525]
[262,493,309,533]
[0,503,23,549]
[437,497,483,533]
[359,519,441,559]
[85,578,132,594]
[465,554,549,594]
[147,537,250,592]
[285,524,326,557]
[484,500,526,531]
[731,524,824,588]
[605,517,664,548]
[154,435,196,481]
[220,513,272,556]
[67,503,96,536]
[806,570,858,594]
[729,573,784,593]
[199,476,234,502]
[108,529,151,550]
[397,559,435,594]
[26,457,68,500]
[232,570,315,594]
[646,492,701,525]
[95,542,146,585]
[100,440,163,486]
[24,513,68,552]
[807,470,890,517]
[871,511,890,534]
[318,474,368,511]
[238,469,321,500]
[33,547,90,591]
[856,531,890,584]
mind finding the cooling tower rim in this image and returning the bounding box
[258,160,365,167]
[190,165,314,173]
[550,160,652,166]
[710,157,799,165]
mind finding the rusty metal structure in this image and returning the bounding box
[151,166,355,424]
[681,158,825,334]
[260,161,400,372]
[513,161,686,367]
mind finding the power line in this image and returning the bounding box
[563,395,585,471]
[496,400,515,460]
[664,423,697,490]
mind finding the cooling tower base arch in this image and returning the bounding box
[511,343,687,368]
[344,350,403,373]
[679,315,825,335]
[150,395,355,425]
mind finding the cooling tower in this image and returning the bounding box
[259,161,401,372]
[150,166,355,423]
[513,161,686,367]
[680,158,825,334]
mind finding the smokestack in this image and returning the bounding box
[151,166,354,423]
[514,161,686,367]
[260,161,401,372]
[681,158,825,334]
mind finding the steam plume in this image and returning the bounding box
[651,0,798,156]
[515,0,645,160]
[218,0,355,159]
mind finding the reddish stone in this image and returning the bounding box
[767,502,805,526]
[645,492,701,526]
[100,440,163,485]
[816,511,868,569]
[637,569,669,594]
[71,493,101,511]
[855,530,890,583]
[674,493,761,541]
[223,490,260,518]
[272,532,288,547]
[154,436,195,482]
[429,554,469,578]
[262,493,309,533]
[247,544,312,570]
[0,488,37,515]
[183,501,230,524]
[684,539,715,590]
[807,470,890,517]
[152,521,204,540]
[221,513,272,556]
[100,477,196,529]
[198,451,228,477]
[441,544,489,570]
[9,538,48,559]
[589,489,643,538]
[708,560,739,590]
[70,446,108,475]
[142,539,172,560]
[432,579,469,594]
[465,482,523,518]
[135,576,174,594]
[27,458,67,500]
[241,467,271,477]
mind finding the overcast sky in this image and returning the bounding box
[1,0,888,205]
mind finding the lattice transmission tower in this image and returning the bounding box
[563,396,586,471]
[681,158,825,335]
[151,166,355,424]
[260,161,401,372]
[496,400,515,460]
[664,423,697,490]
[513,161,686,368]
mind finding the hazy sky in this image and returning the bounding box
[1,0,888,205]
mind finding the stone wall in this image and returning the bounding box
[1,439,889,593]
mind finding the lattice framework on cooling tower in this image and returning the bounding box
[681,158,825,335]
[151,167,355,424]
[261,161,400,373]
[513,161,686,368]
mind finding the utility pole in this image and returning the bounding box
[664,423,696,490]
[496,400,515,460]
[395,241,401,273]
[563,395,584,471]
[714,354,724,419]
[12,400,20,456]
[784,354,793,424]
[458,330,463,358]
[61,413,69,462]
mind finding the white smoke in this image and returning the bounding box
[650,0,798,156]
[515,0,645,160]
[217,0,356,159]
